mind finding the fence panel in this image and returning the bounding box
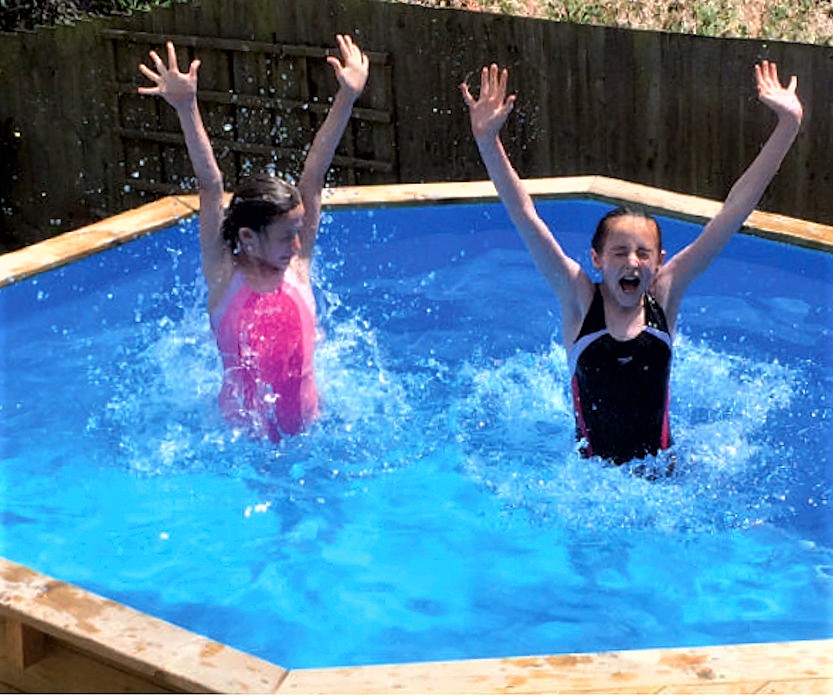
[0,0,831,250]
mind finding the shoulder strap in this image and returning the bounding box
[574,283,605,341]
[644,292,670,333]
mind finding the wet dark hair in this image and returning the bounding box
[221,175,301,253]
[591,205,663,254]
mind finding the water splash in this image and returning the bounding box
[453,334,807,535]
[69,207,827,545]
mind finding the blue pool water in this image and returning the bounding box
[1,198,831,669]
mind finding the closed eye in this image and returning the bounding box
[611,248,653,259]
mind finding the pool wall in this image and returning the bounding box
[1,176,831,693]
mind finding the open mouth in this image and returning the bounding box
[619,276,640,293]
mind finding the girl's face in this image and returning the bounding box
[590,215,665,308]
[241,204,305,271]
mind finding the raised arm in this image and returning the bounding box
[460,65,589,318]
[296,34,369,262]
[657,61,803,323]
[138,42,227,291]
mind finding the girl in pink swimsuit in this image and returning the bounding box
[139,35,369,441]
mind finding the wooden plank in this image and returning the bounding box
[101,28,390,63]
[757,678,833,693]
[657,680,768,693]
[0,638,175,693]
[0,679,22,693]
[4,620,45,669]
[546,21,581,177]
[0,196,196,286]
[277,639,833,694]
[0,558,287,694]
[115,130,392,171]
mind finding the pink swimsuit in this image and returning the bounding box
[210,268,318,442]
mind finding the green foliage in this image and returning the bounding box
[5,0,833,45]
[557,0,609,25]
[392,0,833,46]
[0,0,170,31]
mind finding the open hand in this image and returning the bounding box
[460,64,516,143]
[138,41,199,111]
[327,34,369,99]
[756,60,803,127]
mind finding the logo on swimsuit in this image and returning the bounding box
[617,356,633,365]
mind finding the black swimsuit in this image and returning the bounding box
[569,284,672,464]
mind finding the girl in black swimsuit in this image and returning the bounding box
[461,62,803,468]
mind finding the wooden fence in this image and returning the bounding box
[1,0,832,249]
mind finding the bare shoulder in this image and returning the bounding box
[288,256,312,287]
[651,262,675,303]
[204,250,238,314]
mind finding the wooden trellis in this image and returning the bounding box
[103,29,396,201]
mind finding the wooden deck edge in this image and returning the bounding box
[322,176,833,252]
[2,177,830,288]
[276,638,833,694]
[0,196,197,288]
[582,176,833,251]
[0,558,286,694]
[2,557,830,694]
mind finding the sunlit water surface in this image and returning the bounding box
[1,199,831,668]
